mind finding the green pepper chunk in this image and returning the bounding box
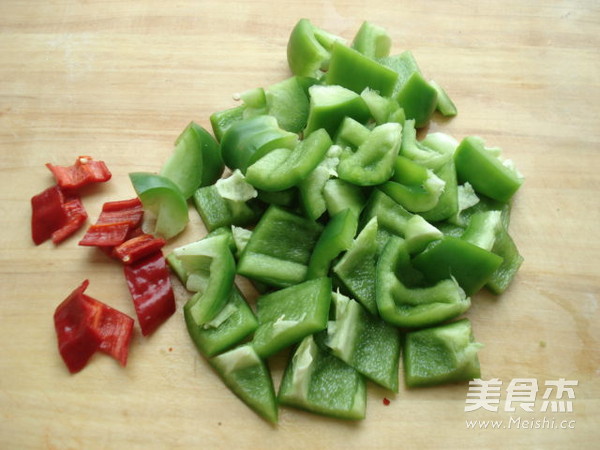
[333,217,379,315]
[264,76,317,133]
[278,333,366,420]
[287,18,345,78]
[210,344,278,423]
[326,42,398,97]
[237,205,323,288]
[174,234,236,325]
[184,286,258,357]
[210,104,246,143]
[307,209,358,279]
[376,236,470,328]
[337,122,402,186]
[351,21,392,59]
[304,84,371,137]
[129,172,189,239]
[403,319,483,388]
[395,72,438,128]
[220,115,299,173]
[378,51,422,96]
[486,226,524,294]
[245,128,332,192]
[252,277,332,358]
[429,80,458,117]
[160,122,224,199]
[454,136,524,203]
[326,292,401,392]
[323,178,368,218]
[412,235,504,296]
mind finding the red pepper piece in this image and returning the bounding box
[124,251,176,336]
[46,155,112,191]
[85,294,135,366]
[79,222,131,247]
[54,280,102,373]
[31,186,68,245]
[51,194,88,244]
[113,234,166,264]
[54,280,135,372]
[96,198,144,228]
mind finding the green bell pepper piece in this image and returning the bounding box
[378,51,422,96]
[220,115,299,173]
[278,333,366,420]
[334,116,370,148]
[323,178,368,218]
[454,136,524,203]
[237,205,323,288]
[395,72,438,128]
[380,168,445,213]
[412,235,503,296]
[192,170,260,232]
[304,84,371,137]
[287,18,345,78]
[264,76,316,133]
[298,144,343,220]
[210,344,278,423]
[184,285,258,357]
[429,80,458,117]
[129,172,189,239]
[306,209,358,279]
[376,236,470,328]
[360,189,413,237]
[403,319,483,388]
[361,88,405,125]
[337,122,402,186]
[252,277,332,358]
[461,210,503,252]
[486,226,523,294]
[245,128,332,191]
[160,122,224,199]
[174,234,236,325]
[326,292,401,392]
[326,41,398,97]
[333,217,379,315]
[351,21,392,59]
[256,187,299,209]
[210,104,246,143]
[404,215,443,255]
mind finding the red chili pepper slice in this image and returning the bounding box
[79,198,144,248]
[96,198,144,228]
[113,234,166,264]
[79,222,131,247]
[54,280,135,373]
[46,155,112,191]
[31,186,87,245]
[124,252,176,336]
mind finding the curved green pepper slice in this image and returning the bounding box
[351,21,392,59]
[129,172,189,239]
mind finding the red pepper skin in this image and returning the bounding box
[51,194,88,244]
[79,222,131,247]
[54,280,102,373]
[31,186,69,245]
[46,155,112,191]
[86,294,135,366]
[124,252,176,336]
[54,280,135,372]
[79,198,144,248]
[113,234,166,264]
[96,198,143,228]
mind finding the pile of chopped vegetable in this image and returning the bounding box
[35,19,524,423]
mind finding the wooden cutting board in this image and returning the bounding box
[1,1,598,448]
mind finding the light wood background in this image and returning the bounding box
[1,1,598,448]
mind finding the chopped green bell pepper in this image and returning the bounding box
[376,236,470,328]
[394,72,438,128]
[323,178,368,218]
[486,226,523,294]
[337,122,402,186]
[326,41,398,97]
[245,128,332,191]
[403,319,483,388]
[378,51,421,96]
[304,84,370,137]
[454,136,524,203]
[333,217,379,315]
[429,80,458,117]
[351,21,392,59]
[237,205,323,288]
[326,292,401,391]
[220,115,298,173]
[210,344,278,423]
[210,104,246,143]
[129,172,189,239]
[252,277,332,358]
[264,76,316,133]
[306,209,358,279]
[278,333,366,420]
[412,235,503,296]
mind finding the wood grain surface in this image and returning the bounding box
[1,1,598,448]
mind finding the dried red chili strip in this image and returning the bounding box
[113,234,166,264]
[51,194,88,244]
[124,251,176,336]
[46,155,112,191]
